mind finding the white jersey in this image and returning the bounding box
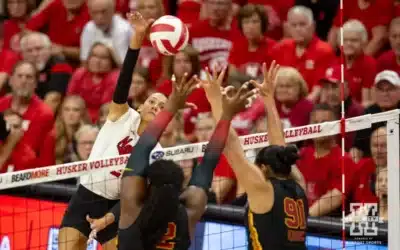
[80,108,161,200]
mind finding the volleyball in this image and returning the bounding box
[149,15,189,56]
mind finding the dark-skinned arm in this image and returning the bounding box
[184,112,232,237]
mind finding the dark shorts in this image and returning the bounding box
[60,185,118,244]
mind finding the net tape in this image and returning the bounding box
[0,110,398,190]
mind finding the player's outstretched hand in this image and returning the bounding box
[221,82,258,119]
[127,11,154,47]
[250,61,280,101]
[200,65,227,104]
[167,73,199,111]
[86,214,113,244]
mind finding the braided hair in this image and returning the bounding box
[136,160,184,249]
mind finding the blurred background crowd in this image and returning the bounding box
[0,0,399,220]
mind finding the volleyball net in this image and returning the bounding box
[0,110,398,250]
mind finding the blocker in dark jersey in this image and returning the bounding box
[246,178,308,250]
[155,204,190,250]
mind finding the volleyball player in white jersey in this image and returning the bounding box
[58,12,166,250]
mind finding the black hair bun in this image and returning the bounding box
[277,144,299,167]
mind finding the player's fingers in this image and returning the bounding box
[267,61,276,81]
[241,88,258,101]
[216,66,227,85]
[178,72,188,90]
[184,102,197,110]
[86,215,94,223]
[262,62,268,81]
[212,64,218,81]
[236,82,250,97]
[147,18,155,26]
[185,75,198,93]
[205,67,212,84]
[271,63,280,83]
[249,80,262,91]
[222,86,236,98]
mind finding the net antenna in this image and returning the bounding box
[0,111,398,249]
[338,0,346,247]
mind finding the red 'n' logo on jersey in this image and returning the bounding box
[111,136,134,177]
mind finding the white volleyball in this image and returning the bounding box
[149,15,189,56]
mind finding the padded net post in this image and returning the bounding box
[386,117,400,250]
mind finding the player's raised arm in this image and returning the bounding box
[250,61,284,146]
[183,85,257,236]
[117,73,198,249]
[108,12,154,122]
[251,62,306,189]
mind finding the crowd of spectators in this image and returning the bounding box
[0,0,399,219]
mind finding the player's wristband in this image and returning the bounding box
[113,48,140,104]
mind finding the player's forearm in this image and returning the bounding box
[263,97,285,146]
[290,165,306,191]
[125,110,174,176]
[113,48,140,105]
[134,110,174,154]
[309,189,342,216]
[189,118,230,191]
[208,96,223,121]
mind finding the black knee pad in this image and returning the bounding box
[118,224,144,250]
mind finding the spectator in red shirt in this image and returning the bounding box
[0,18,20,92]
[136,0,164,69]
[194,112,236,204]
[67,41,120,123]
[20,32,73,111]
[271,6,335,102]
[70,124,99,162]
[377,17,400,74]
[2,0,34,51]
[350,127,388,207]
[338,19,377,106]
[375,168,388,221]
[0,61,55,167]
[190,0,241,73]
[177,0,203,28]
[26,0,90,65]
[237,66,313,131]
[328,0,393,57]
[246,0,294,40]
[229,4,276,78]
[274,67,314,128]
[0,110,37,173]
[296,104,357,216]
[319,65,364,151]
[156,46,211,139]
[55,95,90,164]
[128,67,152,110]
[350,70,400,163]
